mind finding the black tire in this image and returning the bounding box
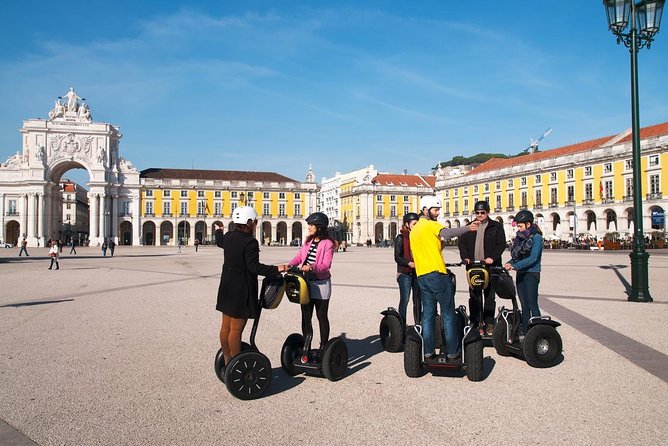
[322,338,348,381]
[214,348,226,383]
[492,319,512,357]
[523,324,563,368]
[379,315,404,352]
[403,338,427,378]
[280,333,304,376]
[464,339,484,381]
[224,352,272,400]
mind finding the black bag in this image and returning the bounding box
[491,269,516,300]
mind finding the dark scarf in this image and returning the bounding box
[400,228,414,274]
[510,225,539,261]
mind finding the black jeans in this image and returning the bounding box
[301,299,330,349]
[468,283,497,327]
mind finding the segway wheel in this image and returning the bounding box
[464,339,484,382]
[214,348,226,383]
[280,333,304,376]
[224,351,272,400]
[379,315,404,353]
[403,338,427,378]
[523,325,562,368]
[492,320,512,357]
[322,338,348,381]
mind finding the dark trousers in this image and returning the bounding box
[468,284,497,327]
[301,299,330,349]
[517,272,541,334]
[397,273,421,323]
[19,247,28,256]
[49,258,59,269]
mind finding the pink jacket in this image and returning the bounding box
[288,238,334,280]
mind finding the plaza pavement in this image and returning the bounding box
[0,244,667,445]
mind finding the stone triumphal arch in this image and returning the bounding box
[0,88,141,247]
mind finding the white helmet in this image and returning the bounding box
[420,195,442,210]
[232,206,258,225]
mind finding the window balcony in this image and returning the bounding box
[294,213,303,218]
[494,207,502,213]
[623,195,634,202]
[442,212,450,217]
[548,202,558,209]
[6,211,19,216]
[646,192,663,200]
[506,206,514,212]
[534,204,544,210]
[602,198,615,204]
[179,213,189,218]
[144,213,155,217]
[565,201,575,207]
[213,213,222,217]
[582,199,594,205]
[452,211,460,217]
[196,213,206,218]
[163,213,173,218]
[519,205,528,210]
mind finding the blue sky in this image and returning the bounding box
[1,1,667,186]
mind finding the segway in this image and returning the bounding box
[213,274,285,400]
[490,267,563,368]
[403,264,484,381]
[379,282,421,353]
[466,260,493,342]
[281,267,348,381]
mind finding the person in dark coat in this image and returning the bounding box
[394,212,421,323]
[458,200,506,334]
[215,206,287,366]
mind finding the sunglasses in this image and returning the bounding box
[474,211,487,215]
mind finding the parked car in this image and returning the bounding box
[2,241,14,248]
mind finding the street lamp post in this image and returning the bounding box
[603,0,664,302]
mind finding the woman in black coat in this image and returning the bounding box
[215,206,287,366]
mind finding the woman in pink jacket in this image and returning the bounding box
[288,212,336,349]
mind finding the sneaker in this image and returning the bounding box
[446,351,461,361]
[485,323,494,336]
[425,353,439,364]
[519,335,526,343]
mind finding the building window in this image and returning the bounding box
[584,166,592,176]
[404,205,409,215]
[604,180,613,199]
[521,191,528,207]
[495,194,501,210]
[454,188,459,197]
[197,190,204,198]
[145,201,154,215]
[454,201,459,213]
[163,201,171,215]
[294,193,301,199]
[390,195,396,202]
[484,183,489,192]
[231,191,238,199]
[463,199,469,213]
[66,203,72,209]
[550,172,557,182]
[278,192,285,200]
[551,188,558,204]
[231,202,237,213]
[122,201,130,215]
[445,202,450,214]
[650,174,660,194]
[279,203,286,216]
[180,202,188,216]
[625,178,633,197]
[445,190,449,198]
[377,204,383,217]
[604,163,613,173]
[263,203,270,216]
[214,191,221,198]
[567,169,574,179]
[585,183,593,200]
[180,190,187,198]
[403,195,409,201]
[625,159,633,170]
[567,185,575,202]
[507,179,514,188]
[164,190,171,197]
[535,190,542,206]
[535,175,541,184]
[247,192,254,201]
[463,187,469,195]
[197,201,206,215]
[649,155,660,167]
[8,200,17,214]
[376,195,382,201]
[263,192,270,199]
[146,190,153,197]
[214,202,222,216]
[495,181,501,189]
[508,194,514,208]
[294,203,301,216]
[390,205,397,218]
[521,177,527,186]
[473,185,478,193]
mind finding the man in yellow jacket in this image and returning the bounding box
[410,196,479,361]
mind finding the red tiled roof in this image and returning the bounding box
[372,173,434,188]
[140,168,297,183]
[467,121,668,176]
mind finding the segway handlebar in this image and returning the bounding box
[444,261,466,268]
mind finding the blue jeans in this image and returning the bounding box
[397,273,419,323]
[418,272,458,357]
[517,272,541,334]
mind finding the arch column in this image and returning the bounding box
[271,224,277,244]
[27,193,37,244]
[112,195,119,243]
[132,194,141,246]
[19,194,27,239]
[99,194,107,242]
[90,193,99,242]
[0,193,5,244]
[38,193,45,245]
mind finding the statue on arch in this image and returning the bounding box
[59,87,83,113]
[78,102,92,122]
[48,99,66,120]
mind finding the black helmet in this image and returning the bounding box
[306,212,329,227]
[474,200,490,212]
[514,210,534,224]
[403,212,420,223]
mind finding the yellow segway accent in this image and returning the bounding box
[261,275,286,309]
[284,272,310,305]
[467,267,489,291]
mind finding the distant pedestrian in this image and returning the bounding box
[102,241,108,257]
[109,240,116,257]
[177,238,183,253]
[69,240,77,255]
[194,238,200,252]
[48,240,60,270]
[19,238,29,256]
[366,238,372,248]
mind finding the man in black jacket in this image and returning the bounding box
[458,200,506,335]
